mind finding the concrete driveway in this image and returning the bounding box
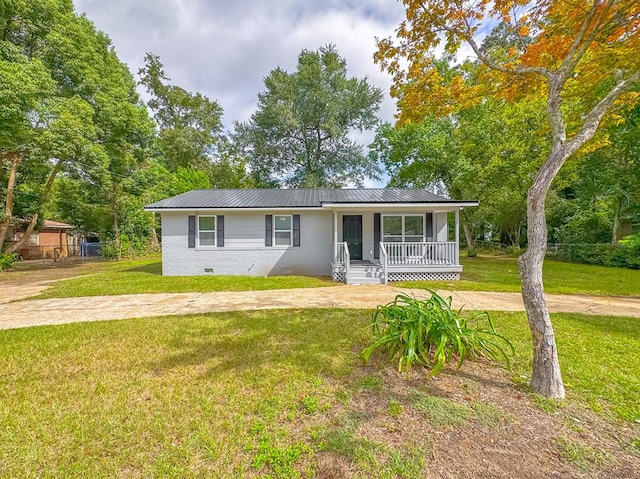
[2,285,640,330]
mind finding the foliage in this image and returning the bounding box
[234,44,382,187]
[139,53,224,173]
[361,290,513,376]
[546,243,640,270]
[0,252,17,270]
[620,234,640,246]
[371,95,549,246]
[100,234,159,260]
[0,0,154,253]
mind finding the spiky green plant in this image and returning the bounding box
[361,290,514,376]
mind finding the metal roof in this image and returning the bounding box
[145,188,477,210]
[42,220,75,229]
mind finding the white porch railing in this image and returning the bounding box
[379,242,388,284]
[384,241,457,266]
[335,241,350,280]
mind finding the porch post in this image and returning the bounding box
[333,210,338,260]
[455,209,460,265]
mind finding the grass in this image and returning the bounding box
[555,436,608,470]
[8,254,640,299]
[0,308,638,476]
[31,257,336,298]
[396,255,640,296]
[492,311,640,422]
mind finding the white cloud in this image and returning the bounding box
[74,0,404,130]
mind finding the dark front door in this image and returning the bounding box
[343,215,363,260]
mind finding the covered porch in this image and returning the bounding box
[327,206,464,285]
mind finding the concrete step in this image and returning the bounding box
[349,266,383,274]
[346,276,385,285]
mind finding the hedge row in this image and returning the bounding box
[546,243,640,269]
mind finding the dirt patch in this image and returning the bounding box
[0,258,99,303]
[313,359,640,478]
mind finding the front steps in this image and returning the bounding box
[346,261,385,285]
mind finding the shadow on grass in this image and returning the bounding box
[123,261,162,275]
[147,309,368,380]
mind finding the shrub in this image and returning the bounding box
[361,290,513,376]
[0,252,18,271]
[546,243,640,269]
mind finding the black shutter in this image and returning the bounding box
[188,215,196,248]
[265,215,273,246]
[217,215,224,247]
[426,213,433,241]
[374,213,381,259]
[293,214,300,247]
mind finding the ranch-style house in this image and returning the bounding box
[145,188,478,284]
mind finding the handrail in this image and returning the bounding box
[379,242,388,284]
[343,242,350,282]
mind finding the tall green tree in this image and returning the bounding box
[139,53,250,189]
[565,104,640,243]
[372,95,550,248]
[0,0,152,253]
[234,45,383,188]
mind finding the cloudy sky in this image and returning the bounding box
[73,0,406,133]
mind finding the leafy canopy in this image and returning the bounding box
[235,44,383,188]
[377,0,640,128]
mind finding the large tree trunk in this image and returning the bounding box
[518,144,566,399]
[151,212,159,247]
[7,213,39,255]
[0,153,21,251]
[611,197,621,244]
[461,215,475,250]
[5,158,64,255]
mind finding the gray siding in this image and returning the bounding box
[161,211,333,276]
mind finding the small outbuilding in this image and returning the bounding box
[11,220,77,260]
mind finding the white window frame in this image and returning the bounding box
[382,214,425,243]
[196,215,216,248]
[273,214,292,247]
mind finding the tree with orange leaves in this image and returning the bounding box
[376,0,640,398]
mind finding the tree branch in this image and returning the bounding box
[421,2,553,78]
[565,69,640,158]
[546,73,567,143]
[557,0,614,88]
[5,158,65,254]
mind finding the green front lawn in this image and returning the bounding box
[24,254,640,299]
[33,258,336,298]
[397,256,640,296]
[0,309,637,477]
